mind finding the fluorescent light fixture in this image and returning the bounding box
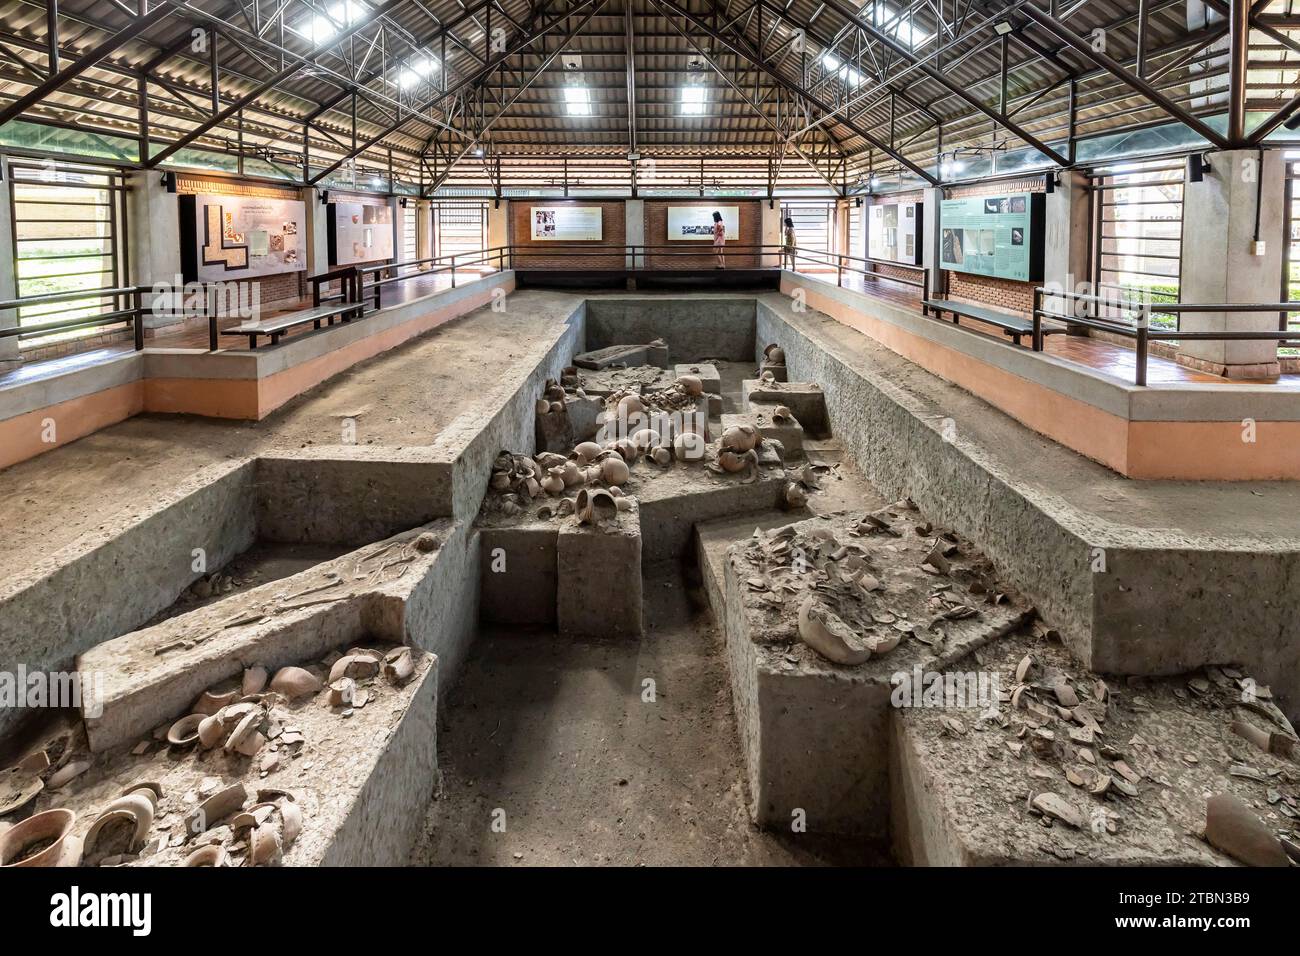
[565,85,592,116]
[681,86,707,115]
[822,54,864,89]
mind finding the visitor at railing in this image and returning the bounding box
[712,211,727,270]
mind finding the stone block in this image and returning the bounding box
[556,507,643,636]
[742,379,829,436]
[479,524,558,625]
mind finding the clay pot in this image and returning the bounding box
[197,715,225,749]
[0,808,76,867]
[617,395,644,418]
[85,792,154,857]
[614,439,639,463]
[250,823,282,866]
[225,711,265,756]
[279,801,303,848]
[632,428,660,452]
[556,497,576,516]
[651,446,672,466]
[760,370,776,383]
[717,450,749,473]
[797,596,871,666]
[383,646,415,685]
[193,688,240,716]
[601,456,630,486]
[489,471,511,491]
[615,497,633,512]
[677,374,703,396]
[46,759,90,790]
[764,344,786,364]
[542,468,566,496]
[772,405,794,423]
[166,713,204,747]
[269,667,322,700]
[328,655,379,683]
[328,677,356,707]
[242,666,268,696]
[576,488,619,525]
[535,398,550,415]
[673,432,706,462]
[561,461,583,487]
[721,424,759,453]
[782,481,808,510]
[183,844,226,867]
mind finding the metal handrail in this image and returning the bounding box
[0,285,149,350]
[1034,287,1300,386]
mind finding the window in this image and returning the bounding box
[1090,160,1184,328]
[863,1,934,51]
[9,161,128,346]
[1287,155,1299,304]
[821,54,865,89]
[432,201,487,259]
[781,200,836,262]
[402,203,418,263]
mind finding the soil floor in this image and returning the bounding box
[412,561,887,866]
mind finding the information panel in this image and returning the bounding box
[867,200,923,265]
[329,201,395,265]
[530,206,603,241]
[938,192,1044,281]
[179,193,306,281]
[666,205,740,241]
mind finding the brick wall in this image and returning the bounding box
[509,200,626,269]
[644,200,761,268]
[941,176,1045,315]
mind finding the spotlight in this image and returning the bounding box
[993,20,1014,36]
[161,171,177,193]
[1285,112,1300,132]
[1187,153,1211,183]
[1045,172,1057,194]
[320,189,330,204]
[399,197,408,208]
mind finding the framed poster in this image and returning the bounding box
[328,201,395,265]
[530,206,603,241]
[666,205,740,240]
[179,193,306,281]
[868,200,924,265]
[938,192,1045,281]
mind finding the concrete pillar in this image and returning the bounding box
[127,169,182,329]
[920,186,943,298]
[393,196,409,265]
[1043,170,1090,329]
[303,186,329,274]
[760,200,782,268]
[625,198,644,267]
[415,200,432,268]
[487,199,509,264]
[0,157,19,369]
[1178,148,1286,378]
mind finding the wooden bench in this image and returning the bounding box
[220,302,363,349]
[923,298,1066,349]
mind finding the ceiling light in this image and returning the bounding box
[993,20,1014,36]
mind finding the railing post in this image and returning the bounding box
[133,288,145,351]
[1135,303,1150,386]
[208,284,219,352]
[921,270,929,316]
[1031,287,1042,351]
[451,254,457,288]
[837,254,843,287]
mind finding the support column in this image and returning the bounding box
[1178,148,1286,378]
[0,157,19,369]
[127,169,182,331]
[624,198,644,267]
[920,186,943,299]
[1042,170,1090,330]
[303,186,330,274]
[760,200,782,269]
[487,199,508,263]
[415,199,432,268]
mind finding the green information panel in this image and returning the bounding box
[938,192,1045,282]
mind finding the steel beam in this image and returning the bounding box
[1227,0,1250,145]
[1019,3,1231,150]
[0,3,173,127]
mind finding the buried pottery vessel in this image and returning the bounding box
[0,808,76,868]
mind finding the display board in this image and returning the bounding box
[179,193,306,281]
[938,192,1045,281]
[530,205,603,241]
[867,200,924,265]
[666,205,740,241]
[328,201,395,265]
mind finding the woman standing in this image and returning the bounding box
[782,216,796,270]
[712,210,726,269]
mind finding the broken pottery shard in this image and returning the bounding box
[1204,794,1290,867]
[1031,792,1083,829]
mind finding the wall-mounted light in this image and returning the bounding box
[1044,172,1058,193]
[1187,153,1212,183]
[398,197,408,208]
[320,189,330,204]
[161,171,177,193]
[1285,112,1300,132]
